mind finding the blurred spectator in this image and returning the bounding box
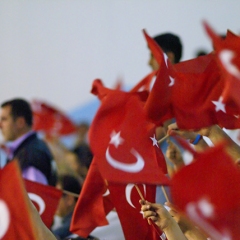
[51,174,82,239]
[0,98,57,185]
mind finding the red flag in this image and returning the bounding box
[0,161,38,239]
[171,142,240,239]
[24,179,62,228]
[171,53,240,130]
[143,28,240,130]
[91,79,114,101]
[70,158,114,237]
[89,82,169,185]
[204,21,240,112]
[108,182,166,240]
[143,30,174,125]
[130,70,157,93]
[31,99,77,136]
[91,79,149,103]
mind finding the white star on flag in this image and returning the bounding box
[150,134,159,148]
[169,76,175,86]
[212,96,226,113]
[198,198,215,218]
[109,130,124,148]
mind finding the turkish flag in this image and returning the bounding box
[170,142,240,239]
[70,158,114,237]
[0,161,38,239]
[143,30,174,126]
[130,70,157,93]
[91,78,149,103]
[91,79,114,101]
[143,28,240,130]
[89,82,169,185]
[24,179,62,228]
[31,99,77,136]
[204,21,240,112]
[170,52,240,130]
[108,182,166,240]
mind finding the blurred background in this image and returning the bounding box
[0,0,239,125]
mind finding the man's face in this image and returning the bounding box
[0,105,18,141]
[148,53,159,71]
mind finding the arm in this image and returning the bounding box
[140,200,187,240]
[200,125,240,162]
[29,200,57,240]
[165,202,208,240]
[165,140,185,175]
[167,123,209,152]
[23,184,57,240]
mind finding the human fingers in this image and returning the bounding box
[167,122,179,131]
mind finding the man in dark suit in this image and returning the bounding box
[0,98,56,185]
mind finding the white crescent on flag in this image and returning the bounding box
[28,193,46,215]
[125,184,146,208]
[219,49,240,79]
[0,199,10,239]
[103,189,110,197]
[106,147,145,172]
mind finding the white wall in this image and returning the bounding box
[0,0,239,112]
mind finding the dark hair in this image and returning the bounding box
[73,143,93,169]
[1,98,33,126]
[153,33,183,63]
[58,175,81,201]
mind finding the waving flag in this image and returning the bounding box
[130,70,157,93]
[0,161,38,239]
[143,30,174,126]
[171,142,240,239]
[142,28,240,130]
[70,158,114,237]
[204,21,240,112]
[31,99,77,136]
[24,179,62,228]
[89,80,169,185]
[108,182,165,240]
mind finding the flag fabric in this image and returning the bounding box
[24,179,62,228]
[91,79,114,101]
[204,21,240,111]
[108,182,166,240]
[130,70,157,93]
[0,161,38,239]
[173,52,240,129]
[170,142,240,240]
[143,30,174,126]
[143,28,240,130]
[89,81,169,185]
[70,158,114,237]
[31,99,77,136]
[91,78,149,103]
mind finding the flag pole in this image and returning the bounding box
[134,184,145,201]
[158,135,169,144]
[134,184,151,225]
[161,186,170,202]
[63,190,79,198]
[135,184,166,236]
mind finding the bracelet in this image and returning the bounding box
[190,134,202,145]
